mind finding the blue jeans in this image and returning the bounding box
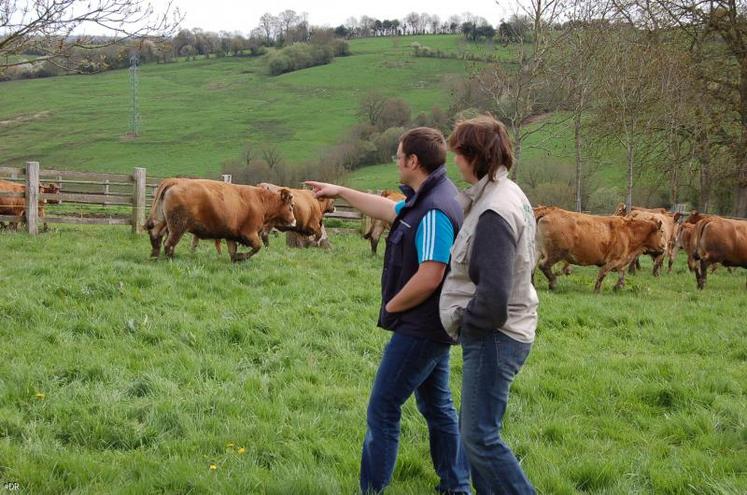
[360,332,471,494]
[460,331,535,495]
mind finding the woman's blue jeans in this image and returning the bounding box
[460,330,535,495]
[360,332,471,494]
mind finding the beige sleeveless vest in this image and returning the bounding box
[439,167,539,343]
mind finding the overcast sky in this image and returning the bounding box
[154,0,517,34]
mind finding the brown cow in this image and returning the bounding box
[613,204,675,276]
[532,205,571,276]
[362,190,406,255]
[536,208,665,292]
[145,179,296,262]
[0,180,59,231]
[148,178,223,255]
[692,216,747,289]
[257,183,335,248]
[672,221,699,272]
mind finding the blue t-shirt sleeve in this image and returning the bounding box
[394,200,406,216]
[415,209,455,264]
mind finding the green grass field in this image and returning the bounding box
[0,36,484,178]
[0,225,744,494]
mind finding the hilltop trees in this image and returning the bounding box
[0,0,181,75]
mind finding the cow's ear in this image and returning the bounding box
[673,212,682,223]
[656,219,663,229]
[280,188,293,203]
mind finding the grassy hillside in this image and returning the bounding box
[0,35,492,178]
[0,225,744,494]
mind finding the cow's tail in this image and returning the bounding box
[691,218,712,261]
[145,179,174,231]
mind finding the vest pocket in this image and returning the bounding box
[453,231,473,265]
[386,228,405,267]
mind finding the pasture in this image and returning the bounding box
[0,35,485,177]
[0,35,609,202]
[0,225,744,494]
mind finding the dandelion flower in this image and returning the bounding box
[238,447,246,454]
[226,442,235,449]
[35,393,45,400]
[209,463,217,471]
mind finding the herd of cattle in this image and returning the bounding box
[144,178,334,262]
[534,205,747,291]
[2,175,746,291]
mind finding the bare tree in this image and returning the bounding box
[357,91,386,127]
[0,0,180,73]
[258,12,277,43]
[277,9,299,39]
[589,26,668,211]
[474,0,566,182]
[553,1,611,211]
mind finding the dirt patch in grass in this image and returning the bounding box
[0,111,51,128]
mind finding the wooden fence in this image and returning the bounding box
[0,163,364,235]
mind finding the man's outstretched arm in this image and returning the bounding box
[305,181,397,223]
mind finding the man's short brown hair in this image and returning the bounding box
[400,127,447,173]
[447,115,513,181]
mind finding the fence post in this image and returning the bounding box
[221,174,232,183]
[132,167,146,234]
[25,161,40,235]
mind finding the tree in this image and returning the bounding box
[277,9,299,38]
[473,0,565,181]
[258,12,277,43]
[588,27,668,212]
[552,1,607,211]
[0,0,180,74]
[405,12,421,34]
[643,0,747,215]
[357,91,386,127]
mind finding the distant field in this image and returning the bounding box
[0,36,480,177]
[0,225,744,494]
[1,34,638,210]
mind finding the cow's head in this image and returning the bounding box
[613,203,627,216]
[318,197,335,214]
[40,183,61,204]
[645,218,667,253]
[686,210,706,224]
[277,188,296,228]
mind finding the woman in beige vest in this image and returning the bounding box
[440,115,539,494]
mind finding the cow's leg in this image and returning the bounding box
[190,235,200,253]
[627,257,638,275]
[148,223,168,258]
[214,239,222,255]
[594,266,612,293]
[667,250,676,273]
[696,259,708,290]
[540,258,559,291]
[315,224,331,250]
[613,266,626,291]
[261,227,270,248]
[163,222,186,258]
[652,254,664,277]
[231,233,262,262]
[370,224,385,255]
[226,240,239,262]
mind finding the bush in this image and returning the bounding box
[378,98,411,130]
[373,127,404,163]
[267,53,292,75]
[587,186,623,214]
[265,42,337,76]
